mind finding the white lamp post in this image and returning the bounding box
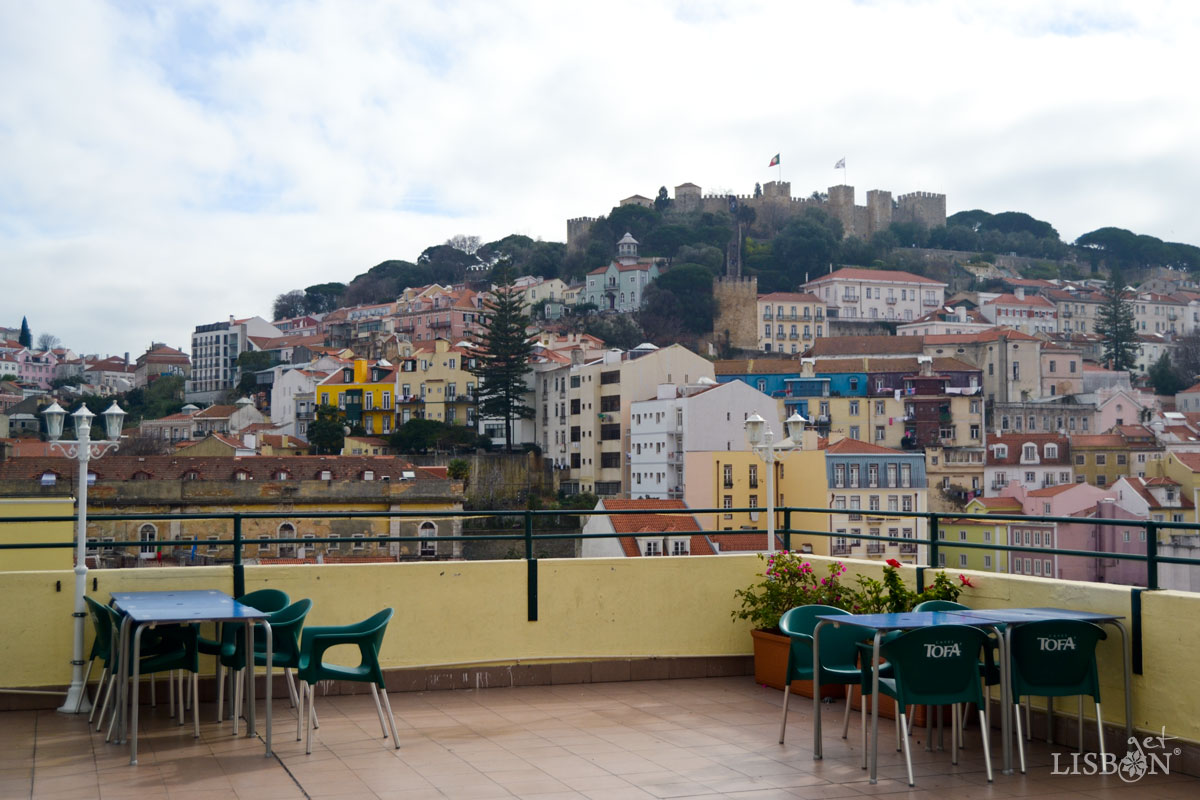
[745,412,807,554]
[43,400,125,713]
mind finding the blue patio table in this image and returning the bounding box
[812,610,1008,784]
[110,590,273,765]
[955,607,1130,774]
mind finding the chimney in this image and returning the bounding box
[800,357,816,378]
[1015,287,1025,300]
[957,306,967,323]
[917,355,933,376]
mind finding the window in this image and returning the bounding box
[1044,444,1058,459]
[643,540,661,556]
[959,554,968,567]
[849,400,859,416]
[868,464,879,487]
[849,425,860,440]
[900,464,911,487]
[419,521,437,556]
[352,533,365,550]
[139,524,157,558]
[671,539,689,556]
[723,495,733,520]
[599,424,620,440]
[984,555,992,568]
[724,464,734,488]
[849,465,860,488]
[749,464,758,488]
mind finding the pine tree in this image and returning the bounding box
[469,266,534,452]
[18,316,31,348]
[1095,271,1139,372]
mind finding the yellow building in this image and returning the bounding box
[1154,450,1200,525]
[317,358,399,436]
[683,443,828,552]
[0,456,465,564]
[401,339,477,426]
[925,445,986,508]
[1071,433,1131,489]
[936,496,1015,573]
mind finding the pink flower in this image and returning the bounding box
[959,574,975,588]
[886,558,902,569]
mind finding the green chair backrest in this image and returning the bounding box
[913,600,969,613]
[237,589,290,613]
[878,625,989,709]
[300,608,394,687]
[779,605,863,681]
[1009,620,1105,703]
[84,596,114,665]
[223,599,313,670]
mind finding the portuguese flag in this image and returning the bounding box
[768,153,780,167]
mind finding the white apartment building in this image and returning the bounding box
[757,292,827,354]
[1133,293,1185,336]
[186,315,282,404]
[897,306,992,336]
[984,432,1073,497]
[1046,289,1104,334]
[270,366,330,435]
[979,288,1058,334]
[803,267,946,323]
[557,344,714,497]
[628,379,782,500]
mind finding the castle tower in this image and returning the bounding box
[827,185,856,238]
[567,216,597,253]
[762,180,792,200]
[616,232,639,265]
[711,276,759,352]
[866,190,893,237]
[674,183,702,213]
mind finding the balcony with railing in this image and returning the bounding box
[923,296,940,306]
[4,506,1200,795]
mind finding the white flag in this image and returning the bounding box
[834,158,846,169]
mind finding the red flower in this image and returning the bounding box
[886,558,902,568]
[959,574,975,588]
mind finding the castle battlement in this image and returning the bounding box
[567,216,598,224]
[897,191,945,201]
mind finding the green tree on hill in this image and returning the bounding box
[468,266,534,453]
[1096,271,1139,372]
[18,317,31,348]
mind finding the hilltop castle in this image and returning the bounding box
[568,181,946,251]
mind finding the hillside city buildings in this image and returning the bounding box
[5,230,1200,590]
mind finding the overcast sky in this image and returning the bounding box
[3,0,1199,359]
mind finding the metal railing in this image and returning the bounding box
[4,505,1200,624]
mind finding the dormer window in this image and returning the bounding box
[1022,444,1037,461]
[234,470,251,481]
[40,471,57,487]
[993,445,1008,459]
[1044,444,1058,459]
[185,470,200,481]
[363,470,375,481]
[319,470,332,480]
[276,470,291,480]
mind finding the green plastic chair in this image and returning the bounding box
[297,608,398,754]
[1008,620,1107,773]
[93,601,201,741]
[197,588,289,722]
[778,605,886,749]
[861,624,993,786]
[912,599,1001,747]
[81,596,116,721]
[221,599,314,741]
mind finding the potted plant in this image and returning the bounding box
[732,552,852,694]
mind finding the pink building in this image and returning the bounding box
[1057,501,1149,586]
[14,348,57,388]
[394,288,485,344]
[803,267,945,323]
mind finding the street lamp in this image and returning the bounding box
[43,400,125,713]
[745,411,807,554]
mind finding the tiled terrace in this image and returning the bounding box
[5,676,1197,800]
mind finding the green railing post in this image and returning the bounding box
[782,508,792,552]
[524,510,537,622]
[928,512,940,569]
[232,514,245,598]
[1145,521,1159,591]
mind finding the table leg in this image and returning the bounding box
[869,630,882,784]
[116,616,132,744]
[1109,620,1132,743]
[812,620,827,760]
[245,619,255,738]
[129,623,147,766]
[1001,624,1013,774]
[263,621,273,757]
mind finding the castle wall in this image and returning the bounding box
[712,276,759,352]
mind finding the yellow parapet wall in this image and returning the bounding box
[0,498,74,572]
[1,554,1198,746]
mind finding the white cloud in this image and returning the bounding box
[3,0,1200,356]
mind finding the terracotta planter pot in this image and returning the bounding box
[750,629,843,699]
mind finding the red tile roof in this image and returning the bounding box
[805,267,945,286]
[986,293,1056,309]
[804,337,926,357]
[600,499,716,556]
[923,328,1040,345]
[1027,483,1078,497]
[825,438,909,456]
